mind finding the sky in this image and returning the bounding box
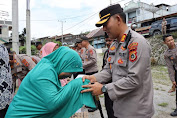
[0,0,177,39]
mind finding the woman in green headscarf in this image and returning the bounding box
[5,46,95,118]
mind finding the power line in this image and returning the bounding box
[64,12,98,32]
[9,12,95,22]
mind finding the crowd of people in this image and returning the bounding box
[0,3,177,118]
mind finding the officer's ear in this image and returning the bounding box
[113,14,122,25]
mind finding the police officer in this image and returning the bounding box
[81,4,154,118]
[35,42,43,58]
[163,34,177,116]
[81,36,98,75]
[102,32,115,118]
[73,40,85,78]
[162,17,167,35]
[13,54,36,81]
[75,39,82,57]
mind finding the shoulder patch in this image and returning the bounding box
[32,58,37,64]
[81,49,83,54]
[129,51,137,62]
[22,59,29,67]
[128,42,138,51]
[89,49,93,55]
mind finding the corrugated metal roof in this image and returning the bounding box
[86,28,104,38]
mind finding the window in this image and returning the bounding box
[171,18,177,24]
[137,9,140,15]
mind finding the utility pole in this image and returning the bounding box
[110,0,112,5]
[61,21,63,46]
[58,20,64,45]
[26,0,31,56]
[12,0,19,54]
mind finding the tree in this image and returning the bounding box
[19,28,26,46]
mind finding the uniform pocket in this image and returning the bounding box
[115,58,128,76]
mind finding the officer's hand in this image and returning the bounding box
[81,82,103,96]
[82,75,96,83]
[173,81,176,86]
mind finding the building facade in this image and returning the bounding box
[124,1,177,27]
[0,20,12,44]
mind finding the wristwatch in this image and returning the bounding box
[101,85,107,93]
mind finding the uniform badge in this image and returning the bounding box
[118,58,123,64]
[89,49,93,55]
[22,59,29,67]
[128,42,138,51]
[81,49,83,54]
[121,46,126,51]
[16,62,20,66]
[120,34,127,42]
[110,46,116,51]
[108,57,111,62]
[129,51,137,62]
[32,58,37,64]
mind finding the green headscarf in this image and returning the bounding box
[5,46,96,118]
[44,46,83,74]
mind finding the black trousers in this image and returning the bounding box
[104,92,116,118]
[0,105,9,118]
[175,71,177,108]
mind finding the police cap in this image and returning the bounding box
[80,36,89,41]
[95,4,123,27]
[76,39,82,43]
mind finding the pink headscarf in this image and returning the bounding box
[41,42,68,87]
[41,42,58,58]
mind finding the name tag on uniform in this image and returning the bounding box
[109,52,115,55]
[119,53,126,57]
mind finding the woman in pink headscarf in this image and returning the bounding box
[41,42,68,86]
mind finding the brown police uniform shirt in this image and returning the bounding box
[164,45,177,82]
[94,28,154,118]
[82,45,98,73]
[13,54,36,80]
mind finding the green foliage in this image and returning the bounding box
[158,102,168,107]
[19,45,38,55]
[31,45,37,55]
[51,39,62,46]
[171,31,177,40]
[19,46,26,54]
